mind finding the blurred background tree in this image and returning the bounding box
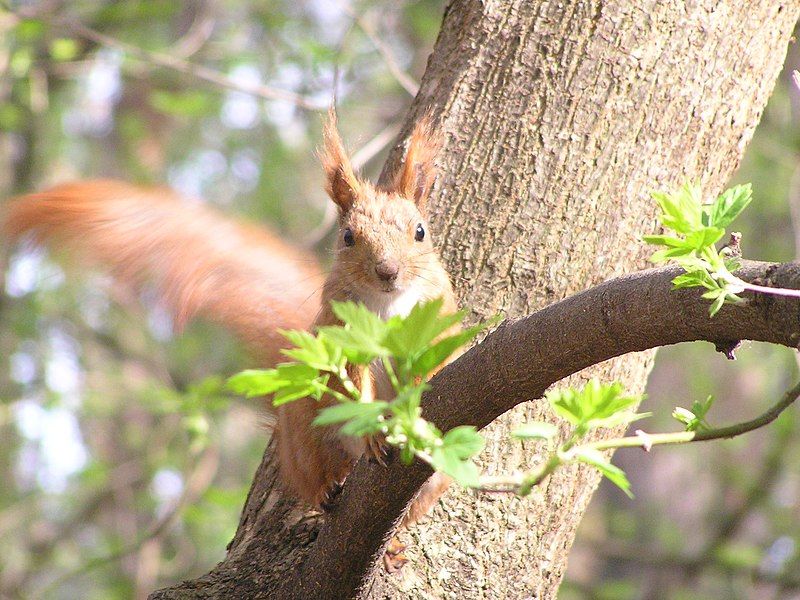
[0,1,797,599]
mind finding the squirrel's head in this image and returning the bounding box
[320,110,447,304]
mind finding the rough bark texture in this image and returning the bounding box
[152,0,800,598]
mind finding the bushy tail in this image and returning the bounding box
[2,179,323,366]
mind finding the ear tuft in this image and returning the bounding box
[391,113,442,210]
[319,108,360,213]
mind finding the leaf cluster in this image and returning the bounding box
[513,379,647,497]
[672,395,714,433]
[227,298,492,486]
[643,183,752,315]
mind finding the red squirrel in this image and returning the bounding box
[2,111,458,528]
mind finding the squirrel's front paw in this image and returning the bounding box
[365,434,394,466]
[382,536,409,573]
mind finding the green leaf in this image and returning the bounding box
[674,395,714,433]
[339,412,387,437]
[685,226,725,250]
[588,410,651,430]
[441,426,484,459]
[321,301,396,362]
[652,184,703,234]
[272,381,320,405]
[410,321,490,377]
[691,395,714,420]
[671,271,713,291]
[708,184,752,229]
[388,384,426,421]
[548,379,641,430]
[672,406,697,428]
[280,329,340,371]
[649,245,695,263]
[585,381,640,421]
[332,301,392,338]
[676,182,704,228]
[708,292,727,317]
[49,38,79,62]
[312,401,389,427]
[723,255,742,273]
[15,19,45,42]
[572,448,633,498]
[383,298,463,360]
[548,388,585,425]
[641,234,687,248]
[430,447,480,487]
[399,445,415,465]
[0,103,23,131]
[714,542,763,570]
[512,422,559,440]
[227,368,288,397]
[10,47,33,77]
[317,325,385,364]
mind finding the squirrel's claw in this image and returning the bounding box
[366,435,394,466]
[319,480,344,512]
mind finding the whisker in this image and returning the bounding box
[406,269,437,286]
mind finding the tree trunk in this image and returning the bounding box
[152,1,800,598]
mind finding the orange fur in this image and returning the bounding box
[276,112,459,522]
[2,180,323,366]
[388,113,441,208]
[320,108,361,212]
[2,112,458,526]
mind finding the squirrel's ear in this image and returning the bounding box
[320,109,360,213]
[392,114,441,210]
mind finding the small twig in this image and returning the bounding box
[586,379,800,449]
[170,5,216,59]
[337,2,419,96]
[478,380,800,494]
[350,121,402,171]
[693,399,795,570]
[15,10,321,109]
[724,273,800,299]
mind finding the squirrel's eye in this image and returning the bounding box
[414,223,425,242]
[343,228,355,247]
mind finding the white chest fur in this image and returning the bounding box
[361,286,424,399]
[362,286,423,320]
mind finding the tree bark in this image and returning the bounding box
[152,0,800,598]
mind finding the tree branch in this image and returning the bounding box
[338,2,419,96]
[11,10,321,109]
[589,378,800,449]
[473,379,800,494]
[152,259,800,599]
[286,259,800,599]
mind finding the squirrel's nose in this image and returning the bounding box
[375,260,399,283]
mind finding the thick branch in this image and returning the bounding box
[287,259,800,599]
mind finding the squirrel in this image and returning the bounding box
[2,110,458,537]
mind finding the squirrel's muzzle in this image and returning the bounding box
[375,260,400,283]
